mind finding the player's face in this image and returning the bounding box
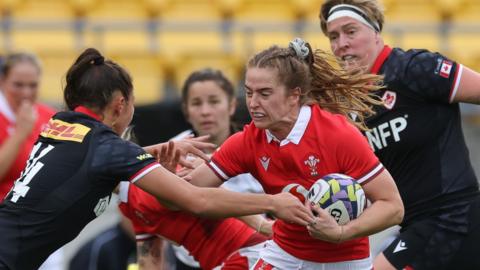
[0,62,39,112]
[185,80,235,140]
[245,67,300,136]
[327,17,380,72]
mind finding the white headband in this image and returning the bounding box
[327,4,380,32]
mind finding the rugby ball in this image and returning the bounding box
[307,173,366,225]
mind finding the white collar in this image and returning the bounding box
[266,105,311,146]
[0,90,16,123]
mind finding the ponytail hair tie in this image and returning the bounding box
[289,38,310,60]
[90,56,104,65]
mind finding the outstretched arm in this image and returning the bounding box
[134,166,314,226]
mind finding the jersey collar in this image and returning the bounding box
[266,105,311,146]
[370,45,392,74]
[74,106,101,121]
[0,90,16,123]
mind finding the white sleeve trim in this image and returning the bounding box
[357,163,384,184]
[208,161,229,180]
[449,64,463,103]
[130,163,161,184]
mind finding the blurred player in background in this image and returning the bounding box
[170,68,265,269]
[0,48,313,270]
[0,52,55,199]
[185,38,404,269]
[119,181,271,270]
[320,0,480,269]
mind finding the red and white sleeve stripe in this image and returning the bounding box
[207,160,230,181]
[449,64,464,103]
[356,163,385,185]
[129,163,161,183]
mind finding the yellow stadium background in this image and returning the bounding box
[1,1,479,268]
[1,0,479,106]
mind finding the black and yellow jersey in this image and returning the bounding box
[0,109,158,270]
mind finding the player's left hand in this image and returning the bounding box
[271,193,315,226]
[153,141,181,173]
[144,135,216,169]
[171,135,216,168]
[306,203,344,243]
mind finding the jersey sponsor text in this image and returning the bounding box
[136,153,153,161]
[365,116,408,151]
[40,119,91,142]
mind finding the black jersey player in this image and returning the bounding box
[320,0,480,269]
[0,48,314,270]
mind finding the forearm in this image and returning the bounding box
[342,199,403,241]
[136,166,312,225]
[193,188,275,218]
[0,133,27,180]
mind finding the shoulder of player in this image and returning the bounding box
[312,105,353,130]
[392,47,431,58]
[389,47,444,69]
[228,122,258,141]
[311,106,363,140]
[382,48,442,89]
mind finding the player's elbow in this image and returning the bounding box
[390,197,404,225]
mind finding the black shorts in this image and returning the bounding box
[383,196,480,270]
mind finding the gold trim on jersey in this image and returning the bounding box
[40,119,91,142]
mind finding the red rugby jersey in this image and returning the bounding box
[118,182,256,270]
[208,105,384,262]
[0,102,55,198]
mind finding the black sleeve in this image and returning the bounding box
[402,50,460,103]
[90,131,158,184]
